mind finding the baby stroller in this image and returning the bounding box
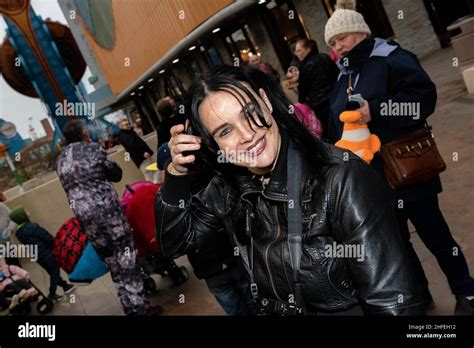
[121,181,189,294]
[1,271,54,315]
[53,181,188,294]
[7,281,54,315]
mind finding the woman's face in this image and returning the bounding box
[329,32,367,58]
[198,87,281,175]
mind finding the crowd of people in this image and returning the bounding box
[1,0,472,317]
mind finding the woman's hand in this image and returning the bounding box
[168,124,201,175]
[355,100,372,124]
[286,66,299,81]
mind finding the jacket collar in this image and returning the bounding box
[301,49,317,64]
[336,38,398,75]
[119,128,135,134]
[235,130,313,203]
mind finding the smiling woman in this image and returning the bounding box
[179,65,329,179]
[156,65,425,316]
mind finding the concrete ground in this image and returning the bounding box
[12,46,473,316]
[18,255,224,316]
[407,47,474,315]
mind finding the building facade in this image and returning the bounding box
[58,0,474,136]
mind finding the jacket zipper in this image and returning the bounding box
[264,204,283,301]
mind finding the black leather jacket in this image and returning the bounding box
[155,133,424,315]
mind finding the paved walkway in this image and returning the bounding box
[18,46,473,316]
[407,47,474,315]
[20,254,223,315]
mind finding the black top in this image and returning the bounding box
[119,129,154,167]
[157,134,424,314]
[298,50,339,112]
[157,114,186,148]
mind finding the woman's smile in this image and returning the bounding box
[247,136,266,157]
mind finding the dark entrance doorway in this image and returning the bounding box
[223,24,258,66]
[259,0,310,71]
[163,73,187,101]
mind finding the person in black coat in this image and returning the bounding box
[156,96,186,148]
[155,136,255,315]
[296,39,340,139]
[119,119,156,182]
[180,165,255,315]
[325,2,474,315]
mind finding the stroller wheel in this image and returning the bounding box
[37,298,54,314]
[144,277,157,295]
[170,266,189,286]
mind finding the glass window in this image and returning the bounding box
[223,26,257,64]
[207,47,223,65]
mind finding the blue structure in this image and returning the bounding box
[2,5,95,145]
[0,119,26,157]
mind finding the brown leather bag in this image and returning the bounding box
[381,126,446,189]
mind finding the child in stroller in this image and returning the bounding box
[0,257,54,315]
[0,257,38,311]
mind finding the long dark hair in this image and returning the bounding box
[185,64,330,183]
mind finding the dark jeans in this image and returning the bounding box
[395,195,474,300]
[205,264,256,316]
[37,255,68,296]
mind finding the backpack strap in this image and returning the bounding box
[287,141,306,314]
[234,141,306,314]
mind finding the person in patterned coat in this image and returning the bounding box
[56,120,162,315]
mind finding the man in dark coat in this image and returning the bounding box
[156,96,186,148]
[118,119,156,182]
[296,39,340,139]
[325,2,474,314]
